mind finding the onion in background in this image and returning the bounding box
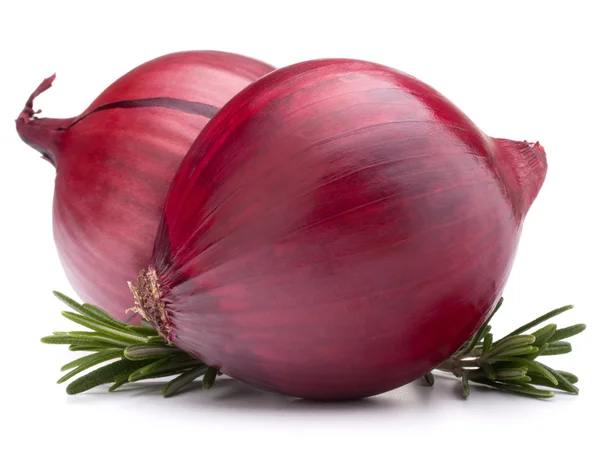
[16,51,275,321]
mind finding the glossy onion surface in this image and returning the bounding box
[16,51,274,320]
[145,58,548,399]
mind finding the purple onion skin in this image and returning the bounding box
[146,58,547,400]
[16,51,274,321]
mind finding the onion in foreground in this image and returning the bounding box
[128,58,549,400]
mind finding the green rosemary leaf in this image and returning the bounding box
[80,304,136,332]
[531,324,557,347]
[499,357,557,385]
[58,351,124,384]
[142,363,205,380]
[543,341,572,356]
[53,291,148,335]
[202,366,219,390]
[476,325,492,343]
[547,324,587,343]
[129,361,204,382]
[523,342,548,360]
[536,342,549,356]
[473,379,555,399]
[125,354,197,382]
[555,371,578,384]
[496,374,531,382]
[536,362,579,394]
[527,374,579,394]
[62,312,148,344]
[489,360,524,371]
[146,336,167,344]
[53,292,141,337]
[487,335,536,358]
[462,371,470,398]
[128,357,173,382]
[482,333,493,354]
[124,344,183,361]
[61,349,123,371]
[66,331,129,348]
[66,359,148,395]
[495,345,539,357]
[163,365,208,397]
[52,291,90,316]
[497,305,573,343]
[69,345,114,352]
[108,375,130,392]
[42,335,118,347]
[495,367,528,380]
[125,325,159,337]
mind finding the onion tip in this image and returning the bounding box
[16,73,56,125]
[494,137,548,216]
[15,73,66,166]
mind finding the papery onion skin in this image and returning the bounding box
[15,51,274,321]
[138,58,547,400]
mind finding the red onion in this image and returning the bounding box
[130,57,548,400]
[15,51,274,321]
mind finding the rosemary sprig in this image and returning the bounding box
[43,291,585,400]
[41,291,215,396]
[427,297,586,399]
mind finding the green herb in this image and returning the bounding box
[42,291,211,396]
[428,297,585,399]
[43,291,585,400]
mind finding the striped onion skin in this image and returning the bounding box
[134,58,547,400]
[16,51,274,321]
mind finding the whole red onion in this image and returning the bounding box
[16,51,274,321]
[130,58,548,400]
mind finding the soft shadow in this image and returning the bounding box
[68,375,446,416]
[67,372,502,418]
[206,377,397,413]
[123,377,400,414]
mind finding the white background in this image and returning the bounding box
[1,0,597,447]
